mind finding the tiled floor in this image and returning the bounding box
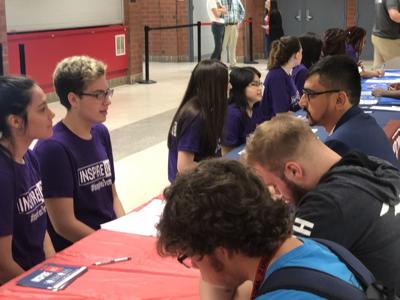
[47,59,268,212]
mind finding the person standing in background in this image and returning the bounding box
[220,0,245,68]
[207,0,226,60]
[263,2,270,57]
[266,0,284,56]
[372,0,400,68]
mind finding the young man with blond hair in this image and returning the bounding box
[34,56,125,251]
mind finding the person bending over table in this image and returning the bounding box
[34,56,125,252]
[245,113,400,297]
[157,159,370,300]
[372,82,400,99]
[0,76,55,283]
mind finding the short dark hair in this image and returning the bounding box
[157,159,291,258]
[307,55,361,105]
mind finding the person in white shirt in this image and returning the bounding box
[207,0,226,60]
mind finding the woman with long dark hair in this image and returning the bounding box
[167,59,229,182]
[222,67,262,155]
[0,76,55,283]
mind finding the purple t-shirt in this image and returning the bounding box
[222,103,260,147]
[34,122,116,251]
[168,115,219,182]
[292,64,308,95]
[345,43,359,63]
[0,150,46,270]
[261,67,300,121]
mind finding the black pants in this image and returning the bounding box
[211,22,225,60]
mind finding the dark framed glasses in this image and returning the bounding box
[79,88,114,101]
[302,88,340,101]
[177,254,191,268]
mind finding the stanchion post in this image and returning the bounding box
[0,43,3,76]
[138,25,156,84]
[197,21,201,62]
[19,44,26,75]
[244,18,258,64]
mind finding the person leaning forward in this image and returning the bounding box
[245,113,400,298]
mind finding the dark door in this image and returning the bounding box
[279,0,304,36]
[278,0,346,37]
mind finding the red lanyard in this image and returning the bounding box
[250,256,270,300]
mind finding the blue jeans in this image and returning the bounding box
[211,22,225,60]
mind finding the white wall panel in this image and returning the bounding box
[5,0,123,32]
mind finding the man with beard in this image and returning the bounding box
[299,55,398,168]
[245,113,400,297]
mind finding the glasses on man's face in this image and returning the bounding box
[177,254,191,269]
[248,81,262,88]
[79,88,114,101]
[301,88,340,102]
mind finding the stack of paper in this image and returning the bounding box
[101,199,165,236]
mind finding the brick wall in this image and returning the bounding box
[0,0,8,74]
[347,0,356,26]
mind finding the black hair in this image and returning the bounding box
[157,159,291,258]
[268,36,301,69]
[299,32,322,69]
[229,66,261,118]
[322,28,346,56]
[307,55,361,105]
[167,59,228,158]
[0,76,35,155]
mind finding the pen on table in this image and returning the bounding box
[92,256,131,266]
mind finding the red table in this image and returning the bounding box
[0,230,200,299]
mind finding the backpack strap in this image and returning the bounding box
[256,238,376,300]
[257,266,367,300]
[311,238,375,290]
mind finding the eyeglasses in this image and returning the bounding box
[177,254,191,269]
[248,81,262,87]
[301,88,340,102]
[79,88,114,101]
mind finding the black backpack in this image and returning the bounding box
[257,238,393,300]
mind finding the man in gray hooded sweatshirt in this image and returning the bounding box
[245,113,400,298]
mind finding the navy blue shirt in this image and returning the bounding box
[325,105,399,168]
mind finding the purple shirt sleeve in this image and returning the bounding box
[177,117,202,154]
[34,140,74,198]
[222,105,243,147]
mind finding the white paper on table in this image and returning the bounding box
[365,78,400,84]
[101,199,165,236]
[383,72,400,77]
[370,106,400,112]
